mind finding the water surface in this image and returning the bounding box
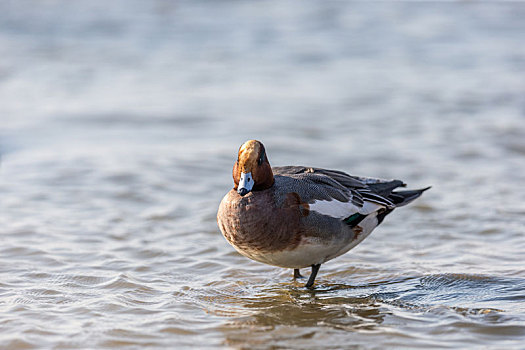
[1,1,525,349]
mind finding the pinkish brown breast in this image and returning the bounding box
[217,189,307,254]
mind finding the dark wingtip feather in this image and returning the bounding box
[366,179,406,197]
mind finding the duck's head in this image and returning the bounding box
[233,140,274,196]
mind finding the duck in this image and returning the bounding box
[217,140,429,288]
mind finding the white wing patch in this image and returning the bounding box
[309,198,384,219]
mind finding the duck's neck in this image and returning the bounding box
[254,168,274,191]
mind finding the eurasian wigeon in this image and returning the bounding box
[217,140,429,288]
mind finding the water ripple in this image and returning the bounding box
[1,1,525,349]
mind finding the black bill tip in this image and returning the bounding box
[237,188,249,196]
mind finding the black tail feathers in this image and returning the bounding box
[389,186,431,207]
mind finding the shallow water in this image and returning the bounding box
[1,1,525,349]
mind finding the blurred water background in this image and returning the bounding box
[1,1,525,349]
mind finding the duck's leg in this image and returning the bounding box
[305,264,321,288]
[294,269,303,279]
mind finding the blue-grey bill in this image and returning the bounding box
[237,172,253,196]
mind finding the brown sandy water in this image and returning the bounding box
[1,1,525,349]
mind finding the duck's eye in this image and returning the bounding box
[258,152,265,165]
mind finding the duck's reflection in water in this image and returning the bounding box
[218,282,388,348]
